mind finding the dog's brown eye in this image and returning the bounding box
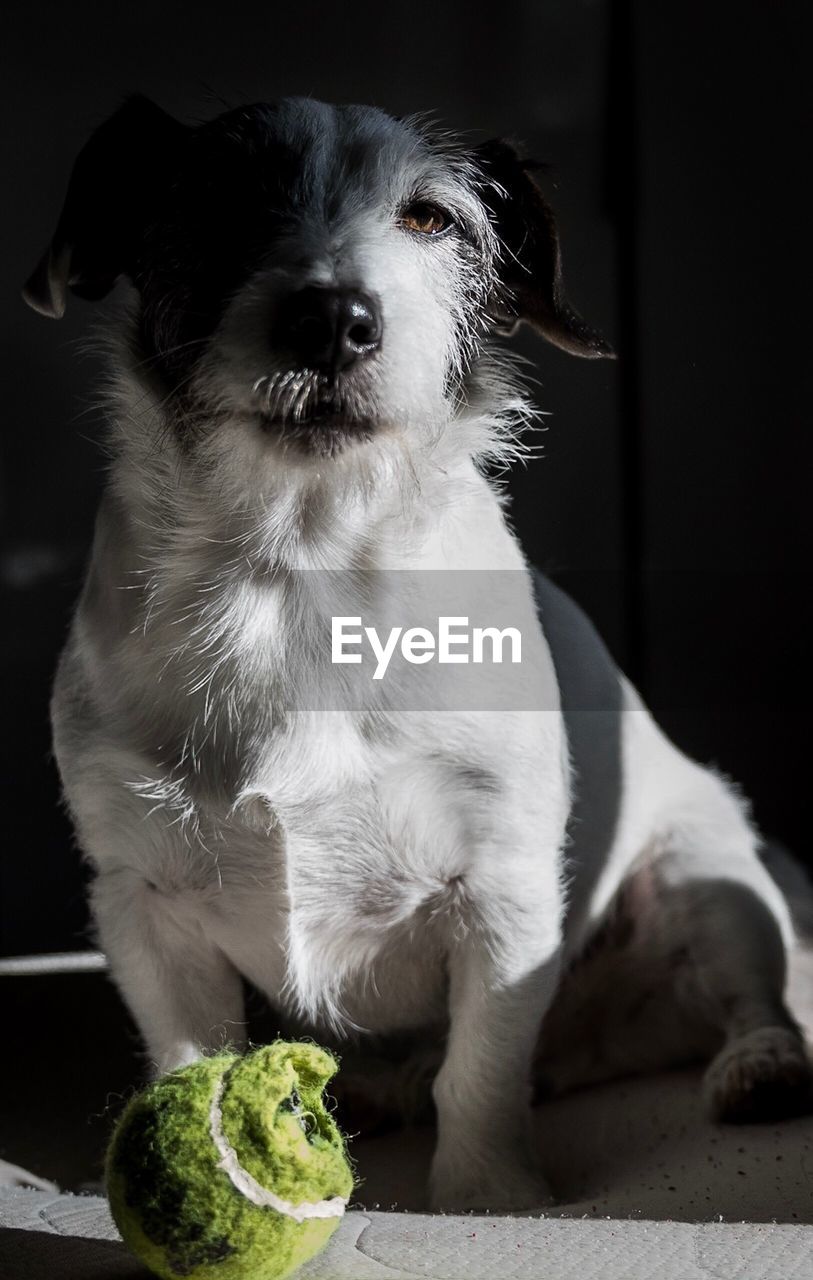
[397,202,452,236]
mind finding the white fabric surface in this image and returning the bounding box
[3,1187,813,1280]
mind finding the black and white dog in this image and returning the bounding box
[25,96,811,1211]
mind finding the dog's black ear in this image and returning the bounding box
[475,139,614,359]
[23,96,188,319]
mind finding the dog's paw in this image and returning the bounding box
[704,1026,813,1123]
[429,1150,553,1214]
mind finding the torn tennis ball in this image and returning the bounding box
[106,1042,353,1280]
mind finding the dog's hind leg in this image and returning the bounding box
[666,858,813,1122]
[647,767,813,1121]
[538,820,813,1121]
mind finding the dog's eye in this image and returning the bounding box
[397,201,453,237]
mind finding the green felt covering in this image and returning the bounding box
[106,1042,353,1280]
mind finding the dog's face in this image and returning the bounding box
[25,96,611,471]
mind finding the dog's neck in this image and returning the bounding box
[107,359,527,578]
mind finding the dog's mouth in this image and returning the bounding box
[253,374,378,456]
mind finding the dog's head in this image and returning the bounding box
[24,96,611,472]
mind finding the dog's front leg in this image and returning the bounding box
[429,852,563,1213]
[92,867,247,1078]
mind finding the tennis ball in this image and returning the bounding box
[106,1042,353,1280]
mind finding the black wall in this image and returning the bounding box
[632,7,812,862]
[0,2,809,954]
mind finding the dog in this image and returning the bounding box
[24,95,812,1212]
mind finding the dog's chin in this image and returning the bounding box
[259,407,378,459]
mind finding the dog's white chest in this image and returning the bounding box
[209,709,546,1032]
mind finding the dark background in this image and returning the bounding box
[1,2,810,956]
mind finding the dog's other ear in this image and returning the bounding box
[475,139,614,358]
[23,96,188,319]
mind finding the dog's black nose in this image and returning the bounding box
[280,287,382,373]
